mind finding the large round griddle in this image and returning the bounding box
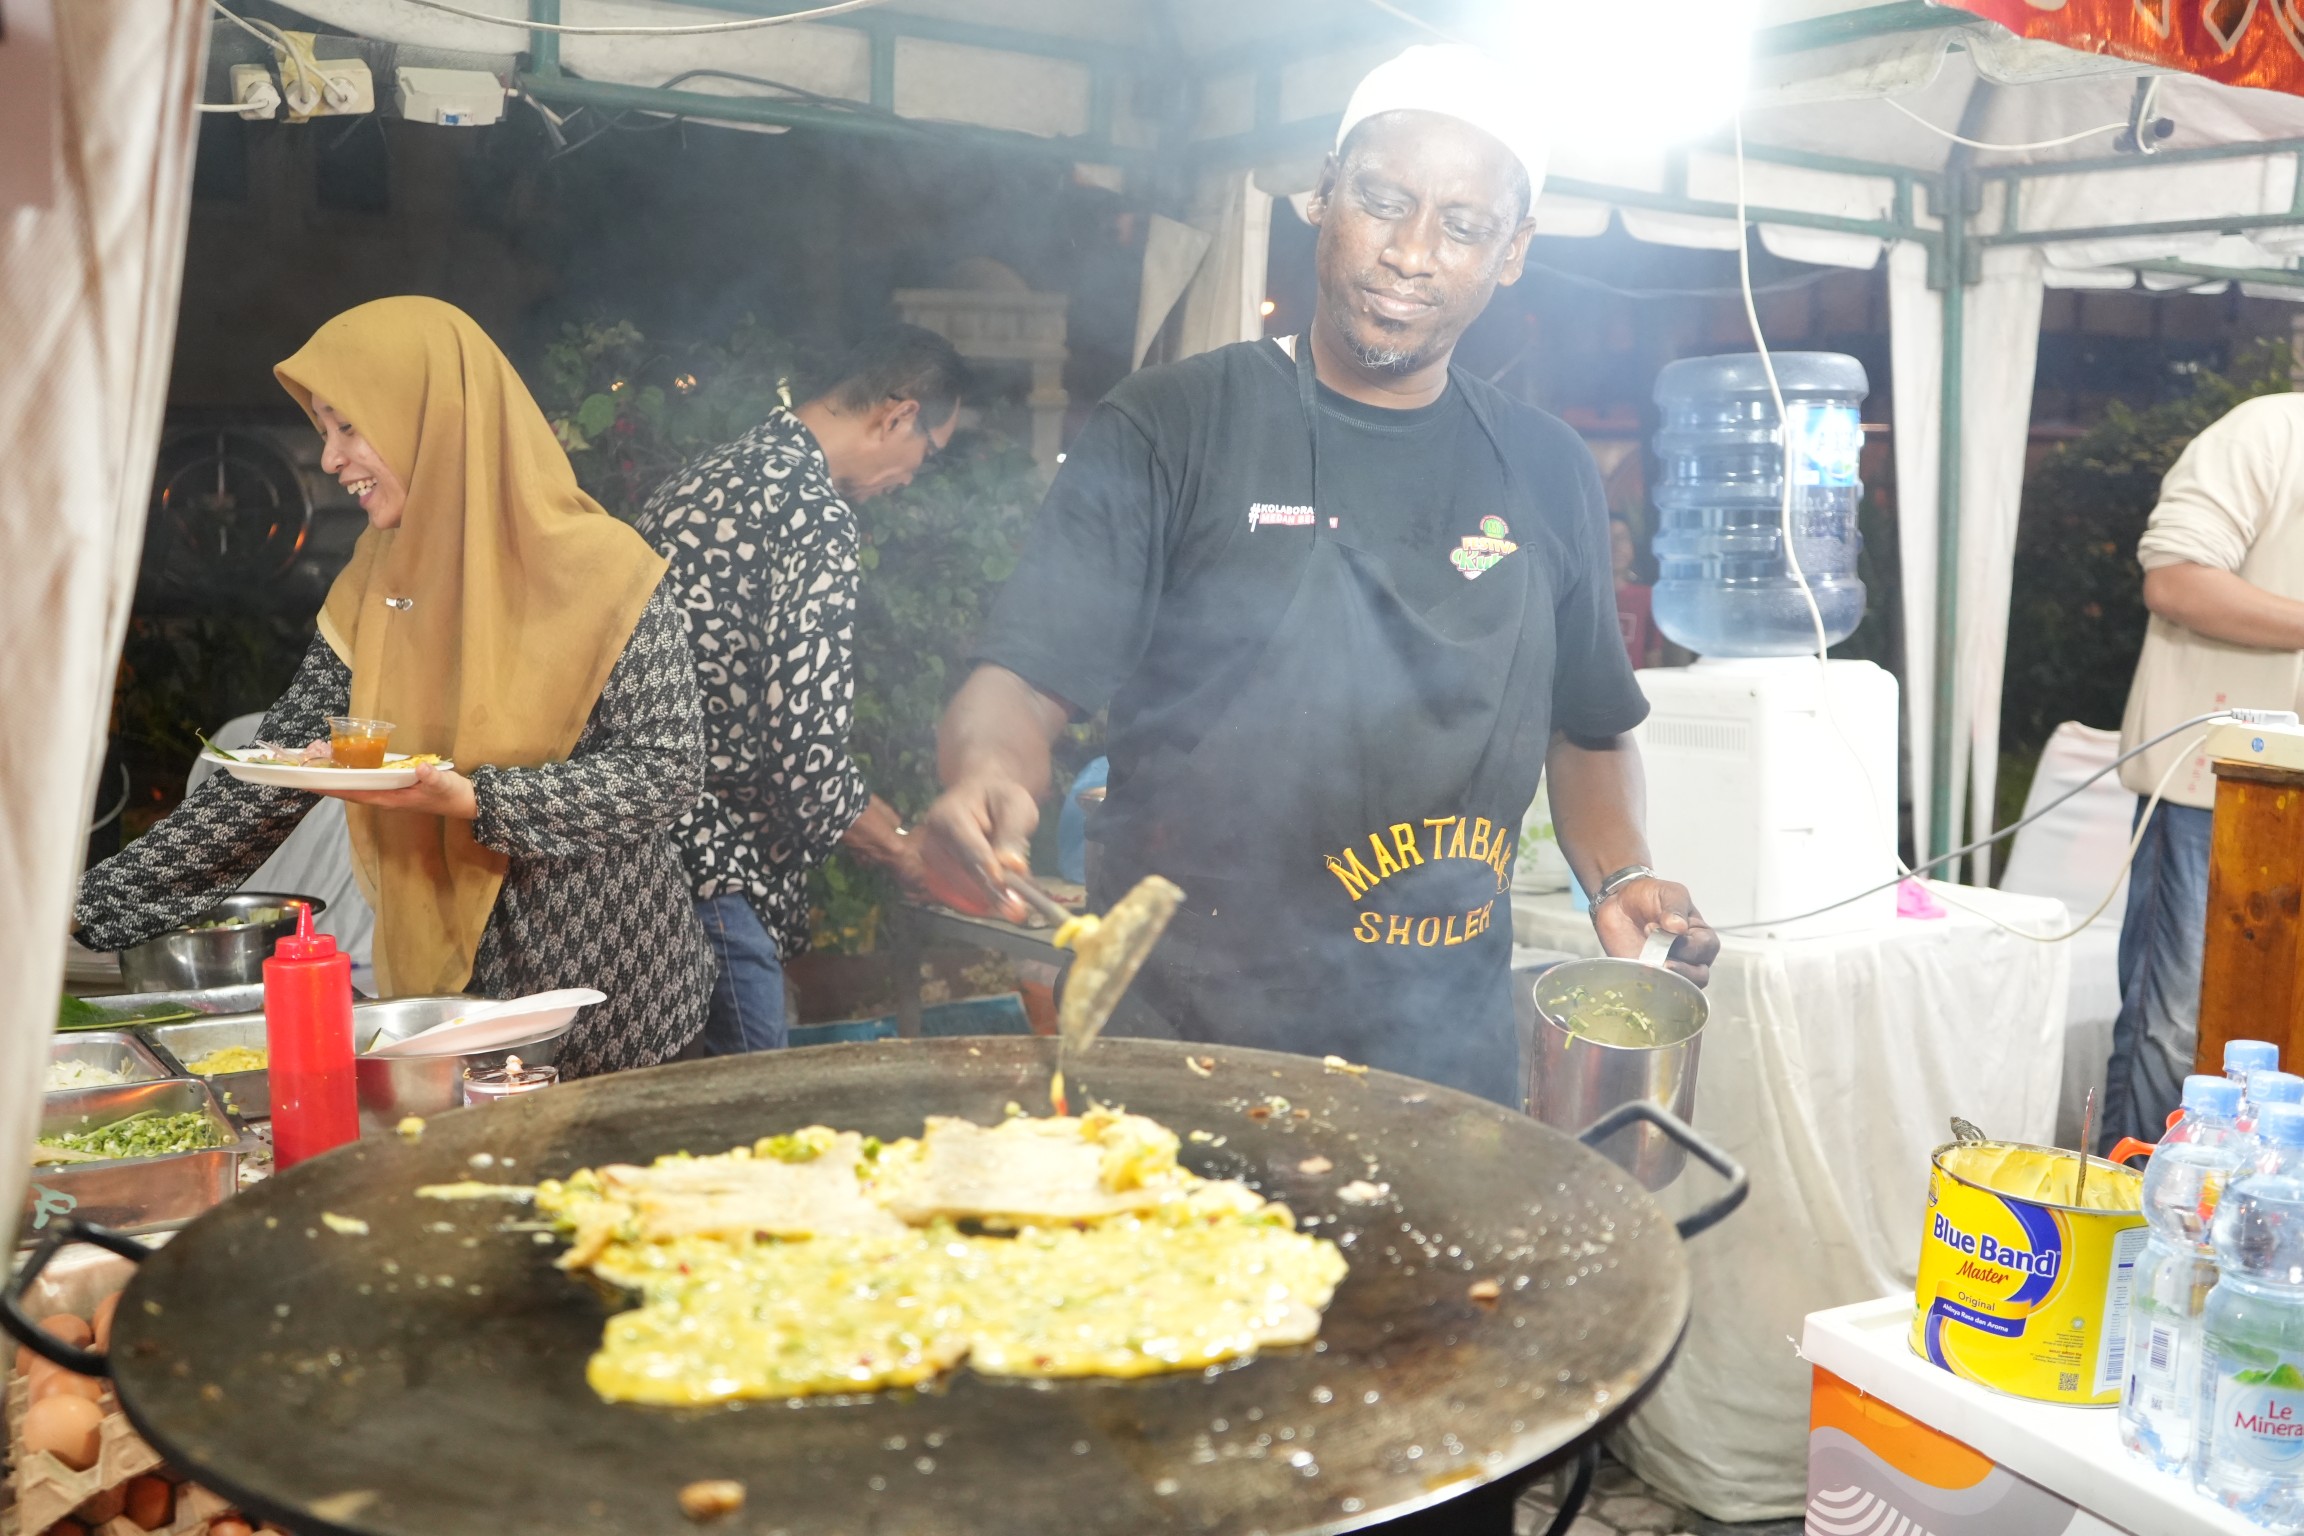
[105,1038,1692,1536]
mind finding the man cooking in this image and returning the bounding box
[918,45,1717,1105]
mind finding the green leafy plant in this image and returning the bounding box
[1997,344,2292,832]
[536,317,1054,952]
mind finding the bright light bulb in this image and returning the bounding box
[1259,298,1278,317]
[1503,0,1758,151]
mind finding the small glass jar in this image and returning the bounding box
[462,1054,559,1106]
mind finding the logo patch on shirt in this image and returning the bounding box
[1451,515,1518,580]
[1249,502,1315,530]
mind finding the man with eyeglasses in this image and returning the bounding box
[636,324,970,1055]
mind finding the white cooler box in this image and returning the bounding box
[1633,657,1900,938]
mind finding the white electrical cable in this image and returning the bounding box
[367,0,892,36]
[1885,97,2128,153]
[208,0,282,49]
[1720,112,2193,945]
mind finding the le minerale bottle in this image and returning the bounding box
[2123,1075,2247,1474]
[2197,1112,2304,1524]
[263,901,359,1168]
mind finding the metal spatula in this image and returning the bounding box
[1011,873,1184,1113]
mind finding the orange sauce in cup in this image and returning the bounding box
[329,720,392,769]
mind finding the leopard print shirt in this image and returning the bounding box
[632,410,871,959]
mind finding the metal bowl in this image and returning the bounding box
[1530,950,1709,1192]
[116,893,328,993]
[354,997,570,1133]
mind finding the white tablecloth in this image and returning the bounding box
[1513,884,2071,1520]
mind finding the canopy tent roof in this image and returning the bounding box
[262,0,2304,868]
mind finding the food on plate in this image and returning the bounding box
[44,1060,126,1092]
[327,715,395,770]
[532,1108,1348,1405]
[22,1394,103,1469]
[35,1110,225,1164]
[184,1045,267,1076]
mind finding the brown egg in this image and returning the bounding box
[123,1473,172,1530]
[28,1368,102,1406]
[91,1294,121,1353]
[39,1313,93,1350]
[74,1484,126,1524]
[22,1393,103,1469]
[48,1519,89,1536]
[210,1520,253,1536]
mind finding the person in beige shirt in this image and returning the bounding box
[2104,391,2304,1148]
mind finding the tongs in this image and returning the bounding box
[1011,872,1184,1114]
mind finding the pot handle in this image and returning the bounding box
[1,1217,152,1377]
[1578,1100,1749,1240]
[1637,928,1677,969]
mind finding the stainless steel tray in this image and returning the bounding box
[142,1015,272,1120]
[70,983,268,1025]
[24,1080,251,1240]
[44,1032,174,1096]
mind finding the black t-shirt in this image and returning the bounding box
[980,339,1646,794]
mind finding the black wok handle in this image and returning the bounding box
[2,1217,152,1377]
[1577,1101,1749,1240]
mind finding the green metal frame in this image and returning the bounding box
[503,0,2304,863]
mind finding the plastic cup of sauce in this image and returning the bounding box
[327,716,395,770]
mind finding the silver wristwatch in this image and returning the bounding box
[1592,863,1657,904]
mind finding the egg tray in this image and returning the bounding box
[3,1371,233,1536]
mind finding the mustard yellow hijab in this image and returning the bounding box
[276,298,667,997]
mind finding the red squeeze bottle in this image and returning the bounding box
[264,902,359,1168]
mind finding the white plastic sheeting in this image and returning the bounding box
[1516,885,2072,1520]
[0,0,210,1245]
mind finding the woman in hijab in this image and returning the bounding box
[75,298,713,1075]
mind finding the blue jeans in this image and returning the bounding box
[695,894,788,1055]
[2100,800,2213,1151]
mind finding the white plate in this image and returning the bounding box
[204,750,454,792]
[362,988,604,1058]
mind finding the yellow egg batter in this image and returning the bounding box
[535,1112,1348,1405]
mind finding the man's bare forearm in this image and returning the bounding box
[1543,731,1652,892]
[937,664,1068,799]
[2144,562,2304,651]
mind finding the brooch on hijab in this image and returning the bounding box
[383,596,414,611]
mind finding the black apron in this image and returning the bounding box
[1091,341,1558,1106]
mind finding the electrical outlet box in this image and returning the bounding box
[229,64,281,121]
[314,56,374,116]
[2207,717,2304,774]
[396,67,506,127]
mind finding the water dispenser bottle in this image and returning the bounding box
[1651,351,1869,657]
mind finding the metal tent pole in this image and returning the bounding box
[1930,159,1969,867]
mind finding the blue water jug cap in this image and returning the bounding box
[2227,1039,2280,1075]
[2252,1070,2304,1107]
[2259,1103,2304,1147]
[2185,1074,2243,1116]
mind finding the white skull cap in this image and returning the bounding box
[1334,44,1547,206]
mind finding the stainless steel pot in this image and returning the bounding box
[116,893,328,993]
[353,997,571,1132]
[1529,930,1709,1191]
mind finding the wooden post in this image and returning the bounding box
[2196,760,2304,1074]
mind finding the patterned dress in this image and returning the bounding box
[75,586,714,1077]
[631,410,871,960]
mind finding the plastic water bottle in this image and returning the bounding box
[2230,1039,2282,1087]
[1649,351,1868,657]
[2196,1158,2304,1522]
[2254,1104,2304,1177]
[2246,1072,2304,1135]
[2124,1075,2248,1473]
